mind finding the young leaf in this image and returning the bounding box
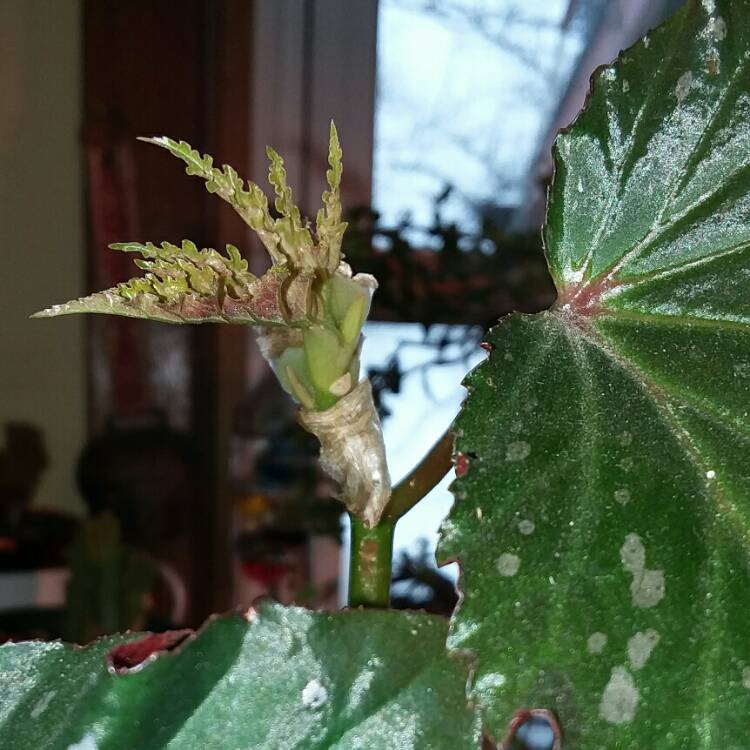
[265,146,318,272]
[139,137,285,263]
[33,241,310,326]
[316,122,347,274]
[0,603,479,750]
[440,1,750,747]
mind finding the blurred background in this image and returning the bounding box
[0,0,681,661]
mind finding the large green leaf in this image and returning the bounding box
[440,0,750,747]
[0,603,478,749]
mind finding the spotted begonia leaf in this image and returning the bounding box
[440,1,750,747]
[0,603,478,749]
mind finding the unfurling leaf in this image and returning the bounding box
[138,137,284,263]
[33,129,386,526]
[264,147,315,267]
[316,121,347,274]
[38,126,360,339]
[33,241,310,326]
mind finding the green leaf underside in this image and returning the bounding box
[440,1,750,747]
[0,604,478,750]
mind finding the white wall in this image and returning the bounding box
[0,1,86,515]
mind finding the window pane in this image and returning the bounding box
[373,0,598,234]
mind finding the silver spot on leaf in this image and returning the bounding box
[620,533,665,608]
[614,488,631,505]
[587,632,608,654]
[496,553,521,577]
[474,673,507,695]
[628,629,660,670]
[599,666,639,725]
[506,441,531,462]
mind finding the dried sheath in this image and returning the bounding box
[298,379,391,527]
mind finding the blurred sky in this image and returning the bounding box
[373,0,590,233]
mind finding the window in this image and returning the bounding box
[373,0,601,236]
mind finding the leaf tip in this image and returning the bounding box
[31,304,65,319]
[137,135,169,147]
[265,145,282,163]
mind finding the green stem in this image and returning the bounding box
[348,516,395,608]
[347,431,454,607]
[382,430,454,522]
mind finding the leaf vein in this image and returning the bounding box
[556,311,750,547]
[610,240,750,290]
[579,7,692,280]
[583,19,750,285]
